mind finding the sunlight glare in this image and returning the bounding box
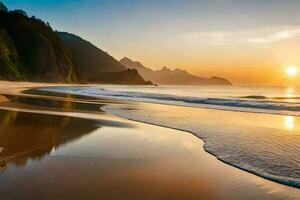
[285,65,298,77]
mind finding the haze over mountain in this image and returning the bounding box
[120,57,232,85]
[58,32,151,84]
[0,2,150,85]
[0,1,230,86]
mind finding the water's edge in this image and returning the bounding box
[102,105,300,189]
[35,86,300,189]
[37,87,300,117]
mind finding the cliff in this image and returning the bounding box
[58,32,152,84]
[0,9,80,83]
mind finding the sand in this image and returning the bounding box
[0,82,299,200]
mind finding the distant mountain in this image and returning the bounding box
[94,68,153,85]
[0,8,81,83]
[0,2,151,85]
[58,32,152,85]
[120,57,232,85]
[0,0,227,85]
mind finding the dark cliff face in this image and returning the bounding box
[0,10,81,83]
[0,7,148,85]
[58,32,152,85]
[58,32,126,80]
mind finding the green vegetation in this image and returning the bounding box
[0,2,150,84]
[0,29,24,80]
[0,5,80,83]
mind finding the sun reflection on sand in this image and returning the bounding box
[284,116,294,131]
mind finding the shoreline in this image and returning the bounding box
[0,82,299,199]
[102,102,300,190]
[102,104,300,189]
[34,84,300,189]
[36,85,300,117]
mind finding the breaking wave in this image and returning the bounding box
[39,86,300,116]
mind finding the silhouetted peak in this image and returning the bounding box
[160,66,171,72]
[173,68,189,74]
[120,57,142,66]
[209,76,232,85]
[58,31,85,41]
[120,57,148,71]
[120,57,133,63]
[120,57,232,85]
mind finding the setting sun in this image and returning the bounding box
[286,65,298,77]
[3,1,300,199]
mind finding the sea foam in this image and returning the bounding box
[39,86,300,116]
[38,86,300,188]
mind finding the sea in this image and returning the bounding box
[40,85,300,188]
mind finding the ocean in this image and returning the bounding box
[39,85,300,188]
[42,85,300,116]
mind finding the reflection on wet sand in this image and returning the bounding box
[0,87,124,116]
[24,87,121,104]
[0,87,300,200]
[0,91,130,172]
[0,109,99,169]
[3,93,106,113]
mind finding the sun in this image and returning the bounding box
[285,65,298,77]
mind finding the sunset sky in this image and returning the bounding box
[5,0,300,85]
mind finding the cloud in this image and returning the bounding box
[181,26,300,45]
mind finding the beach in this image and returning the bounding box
[0,82,300,199]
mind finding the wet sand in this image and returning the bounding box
[0,83,299,199]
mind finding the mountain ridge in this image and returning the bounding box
[0,1,151,84]
[120,57,232,85]
[0,9,81,83]
[58,32,152,85]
